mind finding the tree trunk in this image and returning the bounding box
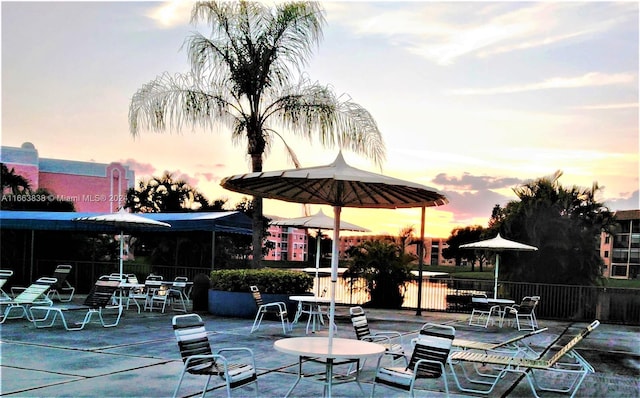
[250,153,263,268]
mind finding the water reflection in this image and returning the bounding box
[311,276,450,310]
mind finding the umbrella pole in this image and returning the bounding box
[119,229,125,303]
[315,228,321,296]
[494,254,499,299]
[416,207,425,316]
[328,206,341,349]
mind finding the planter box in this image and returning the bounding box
[208,289,303,319]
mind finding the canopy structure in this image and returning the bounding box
[0,210,253,234]
[1,210,254,282]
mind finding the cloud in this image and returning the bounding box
[572,102,639,111]
[442,189,512,222]
[121,159,156,176]
[605,190,639,211]
[326,2,637,65]
[146,0,192,28]
[447,72,635,96]
[433,172,524,191]
[196,172,216,182]
[162,169,199,188]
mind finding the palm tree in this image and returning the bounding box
[129,1,386,267]
[1,163,32,195]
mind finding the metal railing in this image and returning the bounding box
[17,260,640,325]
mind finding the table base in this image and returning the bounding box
[285,356,364,398]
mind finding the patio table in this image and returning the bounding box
[274,336,385,398]
[488,298,515,326]
[289,295,332,333]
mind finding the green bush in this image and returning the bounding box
[210,269,313,294]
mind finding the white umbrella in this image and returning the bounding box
[221,152,447,347]
[460,233,538,299]
[270,209,369,295]
[73,208,171,280]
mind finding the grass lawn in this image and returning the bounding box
[415,264,640,288]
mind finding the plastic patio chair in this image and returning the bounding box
[349,306,406,373]
[371,323,455,397]
[502,296,539,330]
[172,313,258,398]
[468,294,501,328]
[249,285,289,334]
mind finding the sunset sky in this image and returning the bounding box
[2,1,638,238]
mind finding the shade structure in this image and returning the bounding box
[221,152,448,354]
[73,209,171,280]
[270,209,369,295]
[460,233,538,299]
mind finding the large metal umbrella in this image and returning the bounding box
[73,208,171,280]
[270,209,369,295]
[221,152,447,346]
[460,233,538,299]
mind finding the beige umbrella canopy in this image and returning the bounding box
[221,152,448,345]
[73,208,171,280]
[270,209,369,295]
[460,233,538,299]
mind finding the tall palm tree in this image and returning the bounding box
[129,1,386,267]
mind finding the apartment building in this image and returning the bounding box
[338,234,455,266]
[264,224,308,262]
[601,209,640,279]
[1,142,134,212]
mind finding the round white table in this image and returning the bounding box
[289,295,332,333]
[274,336,385,397]
[487,298,515,327]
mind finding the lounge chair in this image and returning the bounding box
[371,323,455,397]
[0,269,14,301]
[449,320,600,397]
[0,277,56,323]
[29,276,123,331]
[249,285,289,334]
[47,264,75,302]
[349,306,406,372]
[172,313,258,398]
[468,294,501,328]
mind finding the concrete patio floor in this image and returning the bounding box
[1,300,638,397]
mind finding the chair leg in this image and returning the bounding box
[251,311,264,333]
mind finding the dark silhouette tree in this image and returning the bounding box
[344,240,414,309]
[493,171,614,285]
[443,225,486,270]
[124,172,209,213]
[128,1,386,268]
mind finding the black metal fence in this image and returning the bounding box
[14,260,640,325]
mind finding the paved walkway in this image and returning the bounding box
[1,301,639,397]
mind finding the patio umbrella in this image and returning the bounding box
[459,233,538,299]
[73,208,171,280]
[270,209,370,295]
[221,152,448,346]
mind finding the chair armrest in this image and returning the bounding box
[371,331,403,340]
[262,302,287,311]
[215,347,257,368]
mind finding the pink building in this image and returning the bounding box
[338,234,455,266]
[264,224,308,262]
[1,142,134,212]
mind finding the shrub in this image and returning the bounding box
[210,269,313,294]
